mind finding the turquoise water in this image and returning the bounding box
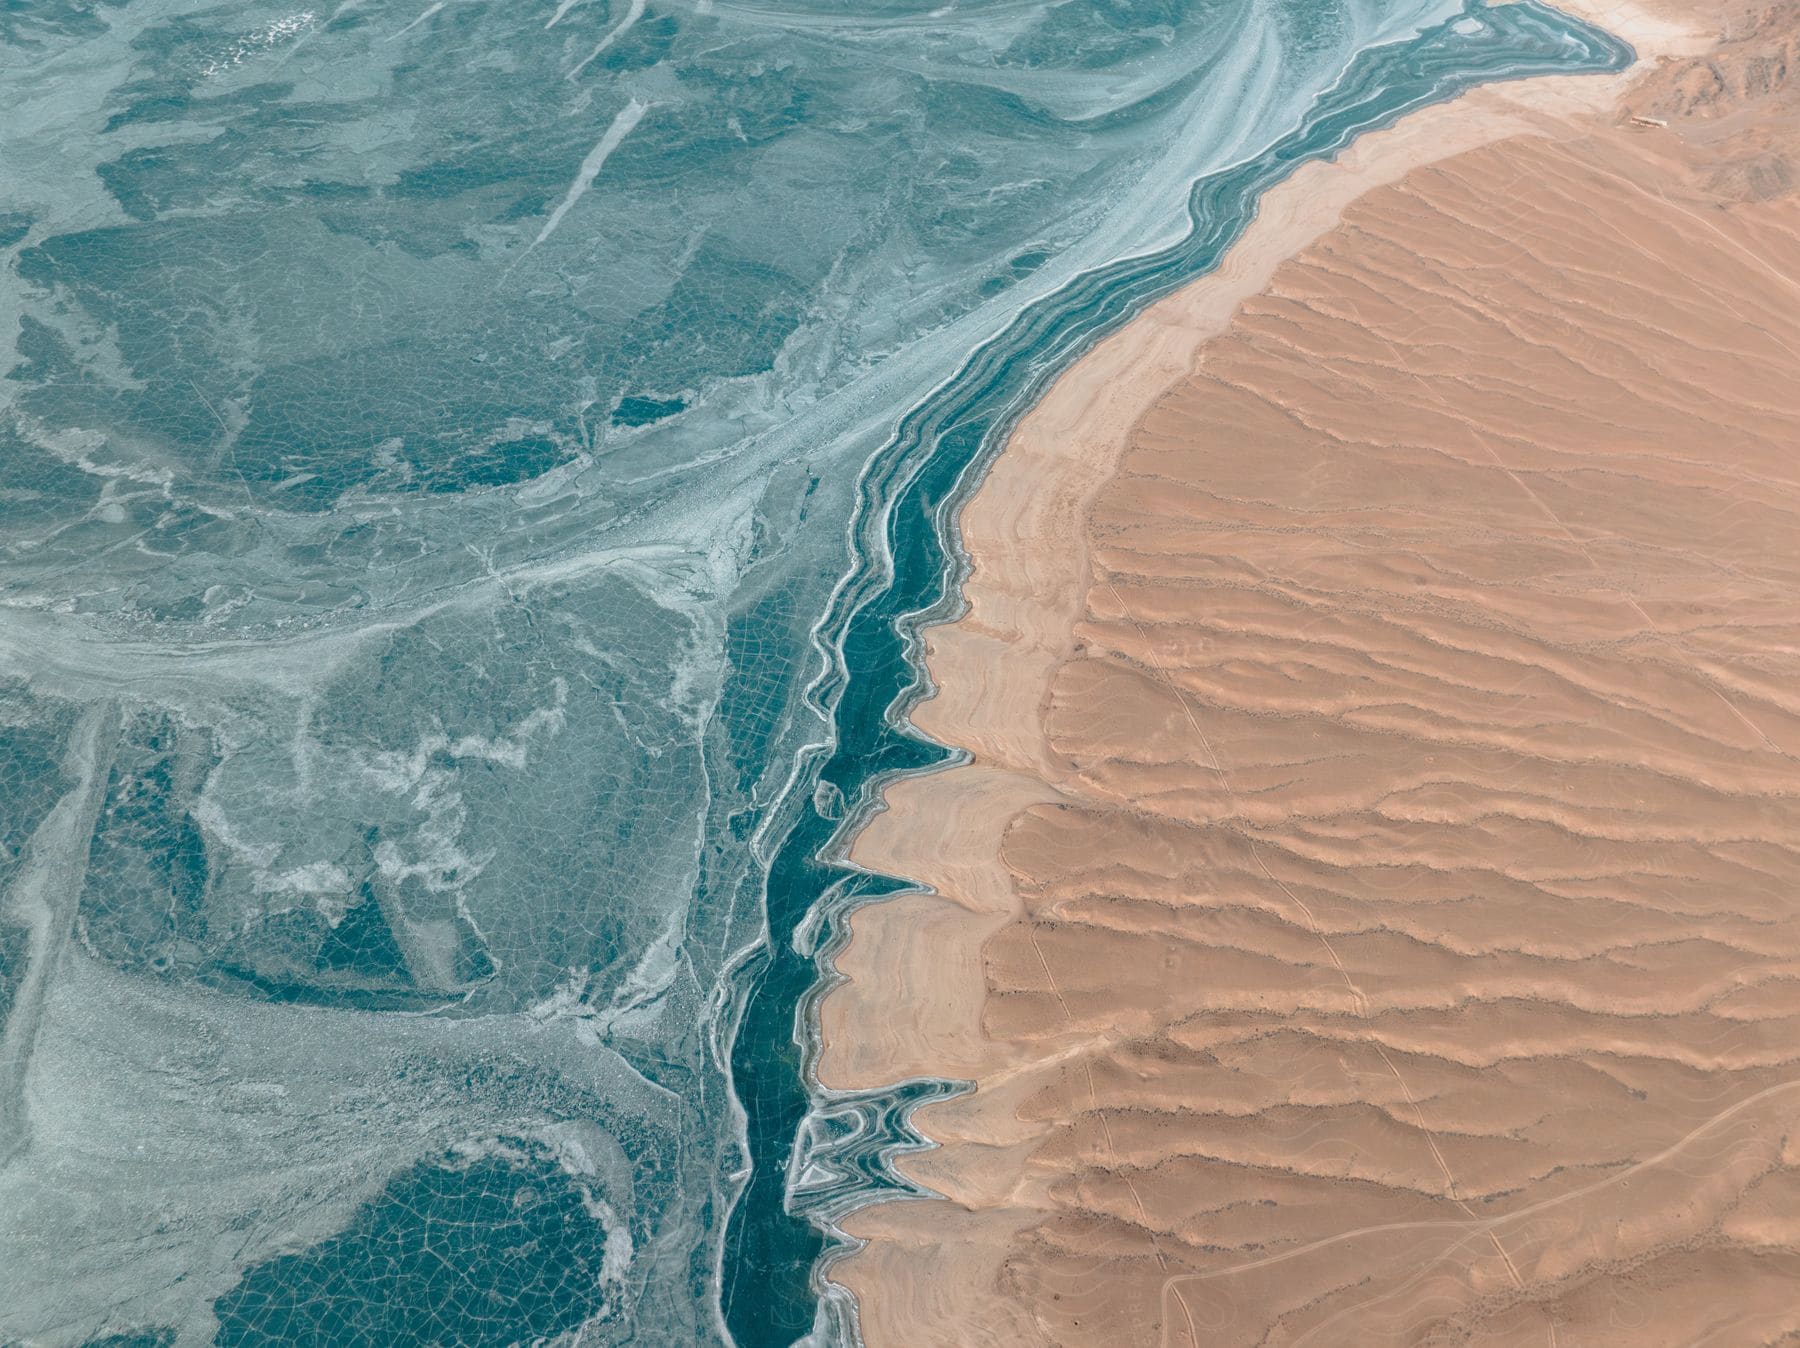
[0,2,1625,1343]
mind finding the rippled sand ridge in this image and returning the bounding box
[827,3,1800,1342]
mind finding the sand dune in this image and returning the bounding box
[822,2,1800,1343]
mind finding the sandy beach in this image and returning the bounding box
[820,1,1800,1342]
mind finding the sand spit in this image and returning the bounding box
[821,2,1800,1343]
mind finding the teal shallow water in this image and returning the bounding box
[0,1,1624,1343]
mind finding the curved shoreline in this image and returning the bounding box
[808,0,1703,1342]
[717,3,1644,1342]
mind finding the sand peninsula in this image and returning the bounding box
[820,0,1800,1342]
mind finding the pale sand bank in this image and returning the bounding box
[822,0,1800,1343]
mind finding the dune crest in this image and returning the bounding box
[822,2,1800,1343]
